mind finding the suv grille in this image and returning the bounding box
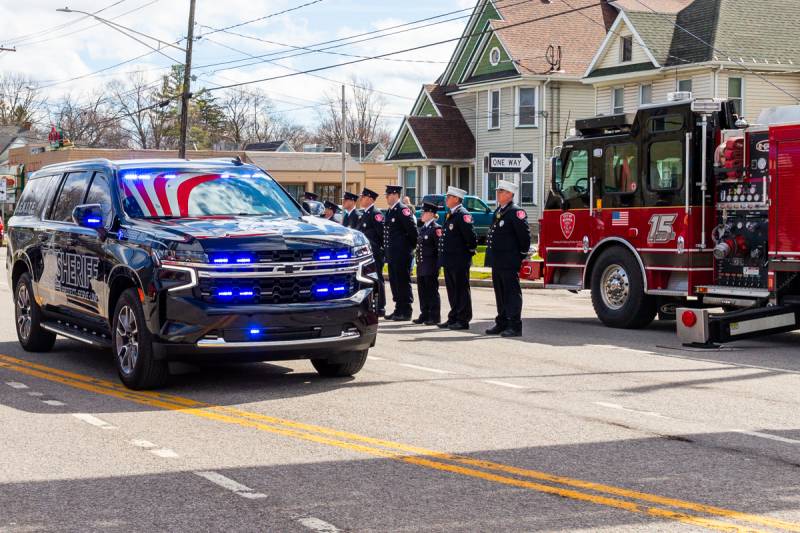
[199,273,357,304]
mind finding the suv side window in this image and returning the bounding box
[464,197,487,212]
[49,171,92,222]
[15,175,58,217]
[85,173,113,224]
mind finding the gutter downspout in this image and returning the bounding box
[712,64,723,98]
[476,90,480,197]
[541,77,552,208]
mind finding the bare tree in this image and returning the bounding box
[110,72,175,149]
[50,91,127,148]
[219,87,309,149]
[0,73,45,127]
[315,75,391,148]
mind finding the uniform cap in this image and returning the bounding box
[385,185,403,195]
[422,202,439,214]
[323,200,341,212]
[446,186,466,199]
[343,191,359,202]
[303,191,318,201]
[496,179,518,195]
[361,188,379,200]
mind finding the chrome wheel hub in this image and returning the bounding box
[115,306,139,376]
[601,264,630,311]
[16,284,32,341]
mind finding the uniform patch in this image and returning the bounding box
[375,213,384,222]
[402,207,411,216]
[436,228,443,237]
[463,214,473,223]
[517,210,526,220]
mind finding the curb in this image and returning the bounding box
[410,276,544,290]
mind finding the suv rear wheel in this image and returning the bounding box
[590,248,656,329]
[14,272,56,352]
[113,288,169,389]
[312,349,368,377]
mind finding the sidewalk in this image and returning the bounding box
[411,268,544,289]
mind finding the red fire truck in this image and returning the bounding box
[537,93,800,344]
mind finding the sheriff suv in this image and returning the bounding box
[6,159,379,389]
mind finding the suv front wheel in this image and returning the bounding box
[112,288,169,389]
[312,349,368,377]
[14,272,56,352]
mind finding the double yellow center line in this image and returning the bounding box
[1,353,797,532]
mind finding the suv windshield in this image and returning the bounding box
[117,167,302,219]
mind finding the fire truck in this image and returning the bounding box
[537,93,800,344]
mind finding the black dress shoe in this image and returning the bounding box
[392,314,411,322]
[384,313,396,320]
[377,310,386,318]
[500,328,522,338]
[424,318,441,326]
[485,325,505,335]
[437,322,452,329]
[412,317,426,324]
[448,322,469,331]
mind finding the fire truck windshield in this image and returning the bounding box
[557,149,589,200]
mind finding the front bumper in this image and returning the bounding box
[151,288,378,361]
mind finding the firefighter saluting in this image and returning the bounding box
[383,185,417,321]
[413,202,442,326]
[358,188,386,317]
[438,186,478,330]
[484,180,531,337]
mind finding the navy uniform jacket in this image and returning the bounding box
[342,208,363,229]
[438,204,478,268]
[416,221,442,277]
[484,203,531,271]
[383,202,417,262]
[359,205,385,261]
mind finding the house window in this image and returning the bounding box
[678,79,693,93]
[284,184,304,201]
[404,167,418,203]
[520,172,535,205]
[489,47,501,66]
[728,77,744,117]
[612,87,625,114]
[620,35,633,63]
[488,89,501,130]
[427,166,437,195]
[314,184,341,203]
[640,83,653,105]
[516,87,538,127]
[487,172,499,202]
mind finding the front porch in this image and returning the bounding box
[394,162,476,205]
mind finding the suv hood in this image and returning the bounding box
[131,215,360,249]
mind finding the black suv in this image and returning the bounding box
[6,159,379,389]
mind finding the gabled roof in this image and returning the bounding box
[244,140,292,152]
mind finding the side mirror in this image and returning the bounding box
[72,204,104,229]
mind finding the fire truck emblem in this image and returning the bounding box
[559,212,576,240]
[647,214,678,243]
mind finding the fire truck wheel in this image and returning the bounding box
[590,248,656,329]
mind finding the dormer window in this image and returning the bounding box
[620,35,633,63]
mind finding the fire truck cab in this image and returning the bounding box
[540,93,800,343]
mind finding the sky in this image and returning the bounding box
[0,0,476,132]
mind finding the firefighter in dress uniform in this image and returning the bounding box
[484,180,531,337]
[341,191,363,228]
[438,186,478,331]
[323,200,340,220]
[302,191,319,213]
[413,202,442,325]
[358,188,386,316]
[383,185,417,321]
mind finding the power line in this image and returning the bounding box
[5,0,128,45]
[198,0,326,37]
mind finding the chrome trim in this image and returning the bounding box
[162,264,198,292]
[42,324,107,347]
[647,289,688,297]
[162,257,364,270]
[698,286,770,298]
[355,259,376,284]
[545,284,583,290]
[196,330,361,349]
[198,265,359,279]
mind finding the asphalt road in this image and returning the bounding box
[1,254,800,532]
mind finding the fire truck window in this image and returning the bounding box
[604,144,638,194]
[650,115,683,133]
[558,149,589,200]
[648,140,684,191]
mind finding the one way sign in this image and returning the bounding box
[488,152,534,173]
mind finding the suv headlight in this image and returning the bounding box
[352,243,372,259]
[153,247,208,265]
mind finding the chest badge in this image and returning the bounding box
[449,224,454,230]
[499,220,505,227]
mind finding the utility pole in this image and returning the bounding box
[341,84,347,199]
[178,0,197,159]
